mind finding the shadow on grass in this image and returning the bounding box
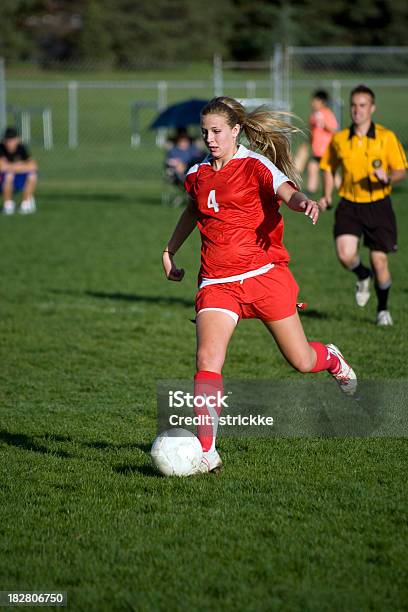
[298,309,328,320]
[49,288,194,308]
[0,429,157,469]
[43,433,74,443]
[82,440,151,453]
[86,290,194,308]
[113,463,159,477]
[0,430,71,458]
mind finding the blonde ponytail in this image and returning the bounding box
[243,108,302,185]
[201,96,302,185]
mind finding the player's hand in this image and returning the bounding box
[299,198,319,225]
[373,168,389,184]
[162,250,185,282]
[318,196,331,211]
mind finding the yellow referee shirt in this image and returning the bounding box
[320,123,408,203]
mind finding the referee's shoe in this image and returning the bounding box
[355,276,371,307]
[377,310,393,326]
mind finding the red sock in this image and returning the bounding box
[194,370,223,452]
[309,342,340,374]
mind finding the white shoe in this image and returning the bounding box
[194,449,223,474]
[355,276,371,307]
[2,200,15,215]
[19,198,36,214]
[376,310,393,326]
[326,344,357,396]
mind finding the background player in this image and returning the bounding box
[0,127,38,215]
[319,85,407,326]
[307,90,338,194]
[162,97,357,474]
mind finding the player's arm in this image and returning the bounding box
[374,132,407,186]
[162,197,198,282]
[374,168,406,185]
[320,170,335,210]
[277,182,319,226]
[319,142,339,210]
[0,155,8,172]
[7,159,38,173]
[1,148,38,173]
[324,111,338,134]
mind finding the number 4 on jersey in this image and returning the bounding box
[207,190,219,213]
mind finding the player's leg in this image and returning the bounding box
[370,250,393,325]
[336,234,372,307]
[334,171,342,191]
[263,311,357,395]
[20,173,37,214]
[196,309,236,374]
[1,172,16,215]
[335,233,360,268]
[293,142,309,174]
[364,198,397,325]
[334,200,373,306]
[194,309,237,472]
[307,158,320,194]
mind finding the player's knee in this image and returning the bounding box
[372,253,388,271]
[26,172,37,185]
[196,347,224,373]
[337,250,356,268]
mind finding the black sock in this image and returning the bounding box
[350,262,371,281]
[375,283,391,312]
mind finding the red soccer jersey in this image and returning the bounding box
[184,145,293,281]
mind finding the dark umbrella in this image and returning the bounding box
[150,98,208,129]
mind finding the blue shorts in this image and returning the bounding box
[0,172,36,192]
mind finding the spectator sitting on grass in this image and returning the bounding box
[165,128,204,187]
[0,127,38,215]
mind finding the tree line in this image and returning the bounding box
[1,0,407,67]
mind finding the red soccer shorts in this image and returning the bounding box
[195,263,299,323]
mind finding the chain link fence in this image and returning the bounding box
[4,71,280,185]
[288,47,408,151]
[1,48,407,186]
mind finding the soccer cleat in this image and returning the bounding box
[355,276,371,307]
[2,200,16,215]
[326,343,357,396]
[376,310,393,326]
[19,198,36,214]
[194,449,223,474]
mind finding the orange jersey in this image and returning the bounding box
[309,107,338,157]
[184,145,293,282]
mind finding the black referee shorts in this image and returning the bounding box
[334,196,397,253]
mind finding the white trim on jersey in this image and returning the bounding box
[185,159,211,177]
[196,307,239,325]
[246,148,290,192]
[199,262,274,289]
[185,163,200,176]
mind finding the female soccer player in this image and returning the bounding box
[162,97,356,473]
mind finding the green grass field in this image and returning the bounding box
[0,174,407,610]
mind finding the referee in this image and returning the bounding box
[319,84,407,326]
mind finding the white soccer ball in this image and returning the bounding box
[151,428,203,476]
